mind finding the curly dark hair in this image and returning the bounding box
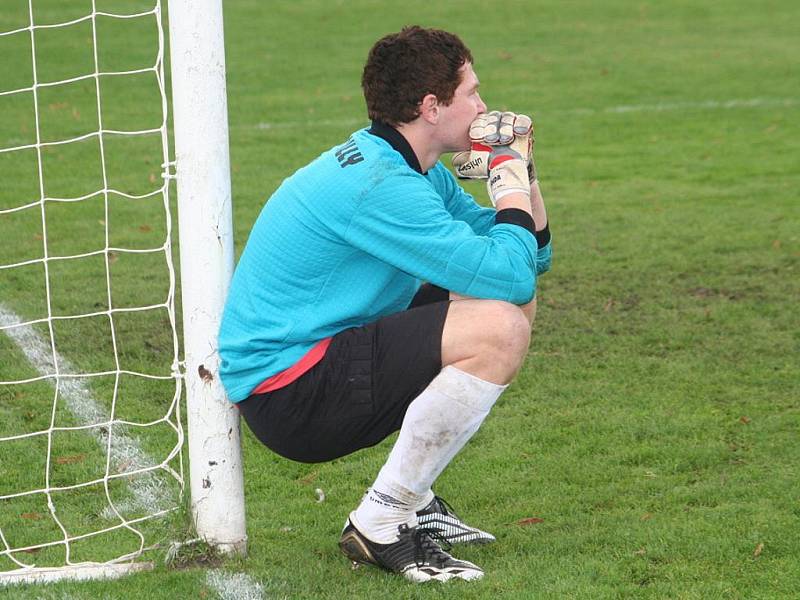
[362,26,474,126]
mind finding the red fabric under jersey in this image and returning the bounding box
[251,337,332,394]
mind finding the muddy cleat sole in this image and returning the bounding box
[338,519,484,583]
[416,496,496,545]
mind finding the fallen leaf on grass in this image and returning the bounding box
[739,416,751,425]
[55,453,86,465]
[116,458,134,473]
[753,543,764,558]
[21,512,44,520]
[517,517,544,526]
[296,471,318,485]
[634,547,646,556]
[640,513,653,521]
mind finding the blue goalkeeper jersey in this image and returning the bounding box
[218,122,552,402]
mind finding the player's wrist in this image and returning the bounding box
[494,191,531,213]
[493,188,530,202]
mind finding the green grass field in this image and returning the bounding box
[1,0,799,598]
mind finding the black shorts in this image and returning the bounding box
[237,285,450,463]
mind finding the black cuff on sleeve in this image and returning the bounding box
[495,208,536,235]
[535,223,551,248]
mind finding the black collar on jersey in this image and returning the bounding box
[368,120,425,175]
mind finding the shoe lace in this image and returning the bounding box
[417,496,465,539]
[432,495,459,519]
[411,526,453,568]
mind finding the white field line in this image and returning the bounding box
[206,570,265,600]
[0,562,153,587]
[0,304,172,518]
[587,97,799,114]
[245,96,799,130]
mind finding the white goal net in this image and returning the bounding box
[0,0,185,584]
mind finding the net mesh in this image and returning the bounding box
[0,0,183,579]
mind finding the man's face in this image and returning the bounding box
[437,62,487,152]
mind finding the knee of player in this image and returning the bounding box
[477,300,531,357]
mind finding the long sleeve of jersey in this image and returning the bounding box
[429,164,496,235]
[345,171,538,305]
[432,162,553,278]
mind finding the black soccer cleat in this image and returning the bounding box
[338,520,484,583]
[416,496,497,545]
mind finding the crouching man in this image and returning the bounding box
[219,25,552,583]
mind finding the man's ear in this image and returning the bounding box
[419,94,440,124]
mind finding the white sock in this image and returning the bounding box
[416,489,436,512]
[352,366,507,543]
[350,482,424,544]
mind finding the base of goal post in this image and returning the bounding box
[0,562,153,587]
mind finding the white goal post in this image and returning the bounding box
[167,0,247,556]
[0,0,245,586]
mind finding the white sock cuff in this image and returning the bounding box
[371,476,426,509]
[351,482,422,543]
[430,365,508,412]
[416,489,436,511]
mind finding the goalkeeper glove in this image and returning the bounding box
[452,111,536,205]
